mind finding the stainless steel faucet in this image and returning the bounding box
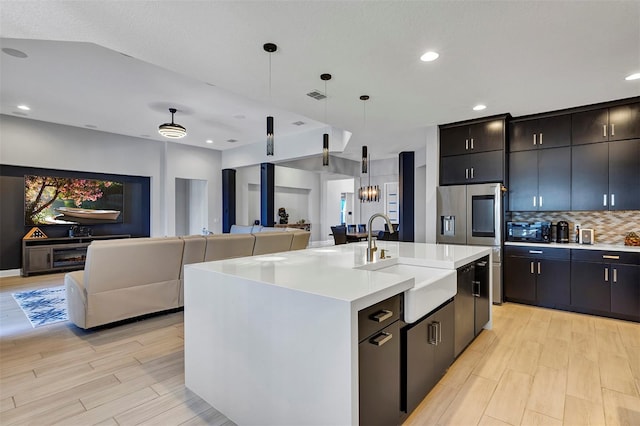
[367,213,395,262]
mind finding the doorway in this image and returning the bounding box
[175,178,208,236]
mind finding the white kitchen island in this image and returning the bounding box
[184,241,491,425]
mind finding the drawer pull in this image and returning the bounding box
[529,250,543,254]
[602,255,620,260]
[370,309,393,322]
[370,332,392,346]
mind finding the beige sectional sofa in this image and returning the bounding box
[65,230,310,329]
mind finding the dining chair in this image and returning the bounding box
[347,224,357,234]
[357,224,366,233]
[330,226,347,245]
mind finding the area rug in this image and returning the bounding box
[12,286,68,327]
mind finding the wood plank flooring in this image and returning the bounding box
[1,274,639,425]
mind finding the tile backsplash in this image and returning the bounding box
[508,210,640,245]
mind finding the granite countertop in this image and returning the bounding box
[505,241,640,253]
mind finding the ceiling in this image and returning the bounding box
[1,1,639,162]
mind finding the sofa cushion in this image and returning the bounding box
[230,225,253,234]
[290,231,311,250]
[253,232,294,255]
[204,234,255,261]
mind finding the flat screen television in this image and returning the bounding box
[25,174,124,225]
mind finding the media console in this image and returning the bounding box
[21,235,130,276]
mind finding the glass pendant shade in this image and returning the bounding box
[266,116,274,156]
[322,133,329,166]
[362,146,368,173]
[158,108,187,139]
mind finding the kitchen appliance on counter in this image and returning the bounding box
[579,228,594,244]
[506,221,551,243]
[556,221,570,243]
[437,183,503,304]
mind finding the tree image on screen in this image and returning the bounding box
[25,175,123,225]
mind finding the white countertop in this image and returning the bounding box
[505,241,640,253]
[187,241,491,310]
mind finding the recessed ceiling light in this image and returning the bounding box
[473,104,487,111]
[17,105,30,111]
[420,51,439,62]
[2,48,28,58]
[625,72,640,81]
[206,139,213,144]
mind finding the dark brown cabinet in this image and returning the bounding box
[440,119,505,157]
[509,147,571,211]
[504,246,570,307]
[440,150,503,185]
[571,250,640,321]
[359,294,402,426]
[509,114,571,152]
[571,139,640,210]
[403,301,454,415]
[572,103,640,145]
[454,257,490,357]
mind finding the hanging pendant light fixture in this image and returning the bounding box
[158,108,187,139]
[358,95,379,202]
[264,42,277,156]
[321,73,332,166]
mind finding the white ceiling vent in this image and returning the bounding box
[306,90,326,100]
[292,121,306,126]
[226,139,238,143]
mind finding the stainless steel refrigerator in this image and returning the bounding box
[436,183,503,304]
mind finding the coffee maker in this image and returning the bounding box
[556,221,569,243]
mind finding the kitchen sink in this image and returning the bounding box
[374,264,456,323]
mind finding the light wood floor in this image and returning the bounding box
[1,274,639,425]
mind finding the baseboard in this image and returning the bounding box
[0,269,21,278]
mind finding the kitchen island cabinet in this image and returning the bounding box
[184,242,491,425]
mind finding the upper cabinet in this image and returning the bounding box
[440,119,505,157]
[509,114,571,152]
[439,115,507,186]
[572,103,640,145]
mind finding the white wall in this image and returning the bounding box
[235,165,321,241]
[0,114,222,236]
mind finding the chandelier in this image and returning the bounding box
[358,95,379,202]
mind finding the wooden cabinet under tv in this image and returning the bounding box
[21,235,130,276]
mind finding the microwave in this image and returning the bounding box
[506,221,551,243]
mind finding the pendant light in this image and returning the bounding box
[321,73,332,166]
[158,108,187,139]
[264,43,277,156]
[358,95,379,202]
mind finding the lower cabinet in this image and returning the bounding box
[358,294,403,426]
[454,256,491,357]
[403,301,454,415]
[504,246,570,308]
[571,250,640,320]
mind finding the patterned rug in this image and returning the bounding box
[12,286,68,327]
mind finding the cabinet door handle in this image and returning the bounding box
[471,167,474,179]
[533,133,537,145]
[437,321,442,344]
[604,267,609,282]
[611,193,615,207]
[603,194,607,206]
[530,261,535,274]
[603,124,607,137]
[466,139,469,150]
[533,196,537,207]
[472,280,481,297]
[370,332,393,346]
[370,309,392,322]
[539,133,543,145]
[470,138,474,149]
[466,168,469,179]
[603,255,620,260]
[611,123,615,136]
[539,196,543,207]
[537,261,541,275]
[529,250,543,254]
[613,268,617,283]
